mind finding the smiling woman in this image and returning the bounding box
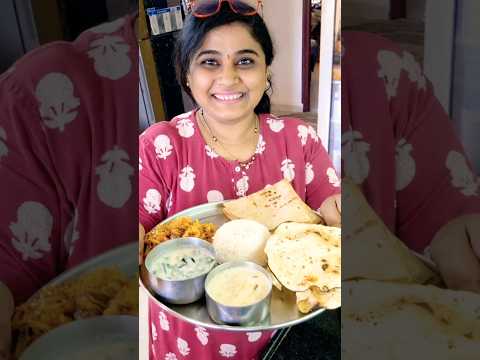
[138,1,341,359]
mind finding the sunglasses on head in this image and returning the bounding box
[190,0,263,18]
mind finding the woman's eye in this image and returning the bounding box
[238,58,254,66]
[201,59,219,67]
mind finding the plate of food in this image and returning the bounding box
[140,180,341,331]
[12,242,138,359]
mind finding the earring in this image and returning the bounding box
[186,81,190,87]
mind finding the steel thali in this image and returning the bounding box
[140,201,329,332]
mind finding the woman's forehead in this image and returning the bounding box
[197,23,263,55]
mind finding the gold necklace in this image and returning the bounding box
[199,109,259,164]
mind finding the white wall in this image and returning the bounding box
[263,0,303,113]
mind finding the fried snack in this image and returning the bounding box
[222,180,322,230]
[12,267,137,358]
[144,216,217,256]
[296,286,341,313]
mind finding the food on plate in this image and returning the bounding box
[206,266,271,307]
[296,286,341,313]
[342,280,480,360]
[149,246,216,281]
[213,219,270,266]
[342,178,440,284]
[265,223,341,292]
[12,267,137,358]
[222,179,322,230]
[144,216,217,255]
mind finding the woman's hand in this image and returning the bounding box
[318,193,341,227]
[139,223,145,266]
[0,282,13,359]
[430,214,480,293]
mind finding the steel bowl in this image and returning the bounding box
[142,237,216,305]
[205,261,272,326]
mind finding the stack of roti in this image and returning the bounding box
[223,179,322,230]
[265,223,341,312]
[342,178,480,359]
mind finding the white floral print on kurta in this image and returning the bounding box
[165,353,177,360]
[305,162,315,185]
[0,127,8,160]
[281,159,295,182]
[207,190,224,203]
[177,337,190,356]
[63,209,80,256]
[151,322,158,341]
[377,50,403,99]
[154,134,173,160]
[10,202,53,261]
[36,73,80,132]
[308,126,319,142]
[180,165,196,192]
[255,134,266,155]
[205,145,219,158]
[139,157,143,171]
[395,138,416,191]
[96,146,134,208]
[327,167,341,187]
[219,344,237,358]
[342,130,370,184]
[236,176,250,197]
[266,117,284,132]
[402,51,426,90]
[166,193,173,213]
[176,118,195,138]
[195,326,209,346]
[446,150,479,196]
[246,332,262,342]
[297,125,310,146]
[174,111,193,120]
[159,311,170,331]
[143,189,162,214]
[87,36,131,80]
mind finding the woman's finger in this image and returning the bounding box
[430,215,480,293]
[318,194,341,226]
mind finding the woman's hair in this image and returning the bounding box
[175,1,275,114]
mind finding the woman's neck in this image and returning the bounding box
[199,109,257,145]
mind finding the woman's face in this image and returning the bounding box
[187,22,268,123]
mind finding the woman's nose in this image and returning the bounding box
[218,63,239,85]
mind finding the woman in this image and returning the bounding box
[138,1,341,359]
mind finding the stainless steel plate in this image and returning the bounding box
[140,201,327,332]
[20,316,138,360]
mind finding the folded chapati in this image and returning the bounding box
[222,180,322,230]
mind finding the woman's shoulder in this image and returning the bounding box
[140,110,198,144]
[260,113,319,141]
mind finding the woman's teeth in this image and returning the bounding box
[213,93,244,101]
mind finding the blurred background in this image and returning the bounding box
[343,0,480,173]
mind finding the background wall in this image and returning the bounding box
[263,0,304,113]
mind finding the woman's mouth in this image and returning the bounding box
[212,92,245,103]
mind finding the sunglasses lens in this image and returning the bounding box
[231,0,259,14]
[192,0,260,16]
[192,0,220,16]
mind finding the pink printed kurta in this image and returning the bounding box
[342,31,480,253]
[0,16,138,303]
[139,109,340,359]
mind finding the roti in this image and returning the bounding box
[343,279,480,360]
[222,180,322,230]
[342,178,440,285]
[265,223,341,292]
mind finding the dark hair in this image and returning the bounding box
[175,1,274,114]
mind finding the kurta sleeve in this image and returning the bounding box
[304,127,341,212]
[384,45,480,251]
[139,125,178,232]
[0,77,68,304]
